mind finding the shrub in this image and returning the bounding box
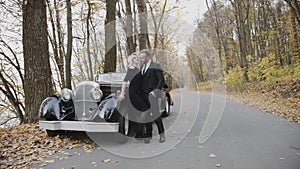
[226,65,245,90]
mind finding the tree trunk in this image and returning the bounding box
[136,0,148,50]
[46,0,65,88]
[290,9,300,63]
[23,0,53,123]
[65,0,73,89]
[284,0,300,25]
[205,0,225,79]
[125,0,135,55]
[104,0,117,73]
[230,0,249,81]
[86,0,93,80]
[56,0,66,88]
[149,0,167,60]
[252,0,260,61]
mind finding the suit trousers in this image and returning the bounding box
[145,94,165,137]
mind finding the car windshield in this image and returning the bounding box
[97,73,125,83]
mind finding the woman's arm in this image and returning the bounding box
[121,81,128,95]
[118,81,128,101]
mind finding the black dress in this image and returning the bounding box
[123,67,149,113]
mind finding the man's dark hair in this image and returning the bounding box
[140,49,151,57]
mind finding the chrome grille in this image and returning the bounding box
[74,81,100,120]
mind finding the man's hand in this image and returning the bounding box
[149,91,156,97]
[117,93,125,101]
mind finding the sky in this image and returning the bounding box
[180,0,208,26]
[166,0,208,57]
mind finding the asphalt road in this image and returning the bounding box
[33,88,300,169]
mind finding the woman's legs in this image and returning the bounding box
[127,120,137,137]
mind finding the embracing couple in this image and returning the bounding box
[118,49,166,144]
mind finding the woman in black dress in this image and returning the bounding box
[118,53,149,138]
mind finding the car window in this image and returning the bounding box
[97,73,126,82]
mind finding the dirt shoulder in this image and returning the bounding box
[226,89,299,124]
[197,79,300,125]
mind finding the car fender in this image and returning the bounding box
[39,95,60,120]
[98,97,119,120]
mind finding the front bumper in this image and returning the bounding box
[39,120,119,132]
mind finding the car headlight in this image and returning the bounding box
[61,88,73,102]
[90,88,103,101]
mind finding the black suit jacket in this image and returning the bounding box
[140,61,165,95]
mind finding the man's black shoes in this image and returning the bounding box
[142,134,165,143]
[159,133,165,143]
[144,138,150,144]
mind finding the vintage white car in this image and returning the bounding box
[39,72,173,143]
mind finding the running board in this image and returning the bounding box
[39,120,119,132]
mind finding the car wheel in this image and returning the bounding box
[115,112,129,143]
[161,97,171,117]
[46,129,63,137]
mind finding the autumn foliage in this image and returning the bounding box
[199,53,300,123]
[188,0,300,124]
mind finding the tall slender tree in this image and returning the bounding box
[86,0,94,80]
[284,0,300,25]
[125,0,135,55]
[229,0,250,81]
[65,0,73,89]
[205,0,225,78]
[136,0,148,50]
[104,0,117,73]
[46,0,65,89]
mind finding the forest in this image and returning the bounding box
[0,0,299,127]
[187,0,300,123]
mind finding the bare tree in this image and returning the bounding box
[0,39,25,124]
[46,0,65,88]
[148,0,167,58]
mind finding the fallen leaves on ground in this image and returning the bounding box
[227,88,300,124]
[101,159,119,164]
[44,159,55,163]
[102,159,119,163]
[102,159,111,163]
[216,163,222,167]
[209,154,217,158]
[279,157,285,160]
[0,123,96,169]
[91,161,97,166]
[199,79,300,124]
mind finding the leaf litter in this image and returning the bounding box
[0,123,96,169]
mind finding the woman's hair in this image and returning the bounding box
[127,52,138,67]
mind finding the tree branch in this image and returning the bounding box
[0,117,18,126]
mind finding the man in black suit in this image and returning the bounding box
[139,49,166,143]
